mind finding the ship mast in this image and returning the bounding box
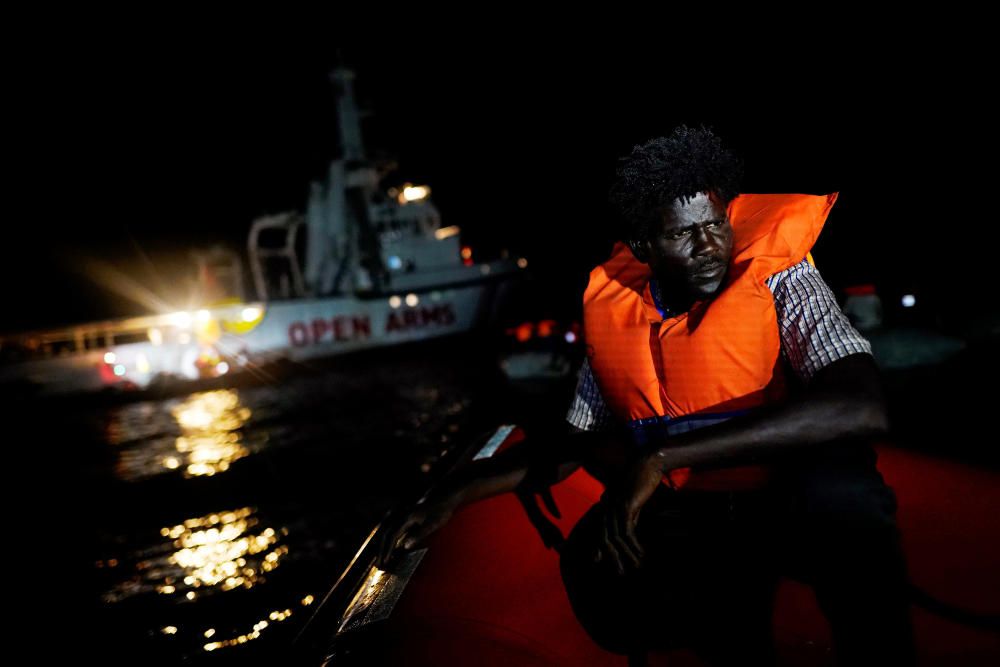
[302,66,383,296]
[250,65,384,300]
[331,67,365,162]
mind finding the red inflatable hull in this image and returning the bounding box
[372,435,999,665]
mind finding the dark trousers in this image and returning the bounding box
[559,447,916,666]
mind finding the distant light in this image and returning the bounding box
[480,264,491,275]
[204,629,216,638]
[387,255,403,270]
[162,626,178,635]
[388,295,402,309]
[196,309,211,323]
[164,457,180,469]
[186,591,196,600]
[435,225,460,240]
[169,312,193,329]
[460,246,473,260]
[136,353,150,374]
[148,328,163,346]
[405,293,419,307]
[241,306,262,322]
[113,364,126,377]
[517,257,528,269]
[301,595,315,606]
[104,352,116,364]
[902,294,916,308]
[399,184,431,203]
[216,362,229,375]
[845,284,877,296]
[565,331,577,343]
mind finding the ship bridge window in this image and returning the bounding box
[83,335,104,350]
[48,340,77,356]
[113,331,149,346]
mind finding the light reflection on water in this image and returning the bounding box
[82,352,493,662]
[201,604,301,653]
[103,506,288,604]
[111,389,258,481]
[171,391,253,477]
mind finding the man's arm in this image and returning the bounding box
[375,425,626,566]
[651,351,888,473]
[437,426,587,506]
[592,352,889,576]
[656,258,888,471]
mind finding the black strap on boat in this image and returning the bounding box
[909,584,1000,632]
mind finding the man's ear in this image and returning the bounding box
[627,238,649,263]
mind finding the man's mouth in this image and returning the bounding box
[692,262,724,277]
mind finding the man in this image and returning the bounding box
[379,125,914,665]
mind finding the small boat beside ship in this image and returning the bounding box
[295,425,1000,666]
[0,67,526,396]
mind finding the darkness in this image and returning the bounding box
[4,33,999,665]
[4,39,997,334]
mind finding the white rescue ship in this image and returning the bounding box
[0,67,526,396]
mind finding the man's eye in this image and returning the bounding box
[665,231,687,240]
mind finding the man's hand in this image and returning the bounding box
[593,452,664,575]
[375,493,461,570]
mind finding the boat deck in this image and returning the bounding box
[331,437,999,665]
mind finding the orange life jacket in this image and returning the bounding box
[583,193,838,491]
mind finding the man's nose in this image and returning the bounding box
[690,225,719,257]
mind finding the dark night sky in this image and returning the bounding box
[4,39,996,333]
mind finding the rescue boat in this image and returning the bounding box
[298,425,1000,666]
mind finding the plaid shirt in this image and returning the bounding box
[566,259,873,432]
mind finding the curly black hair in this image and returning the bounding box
[608,124,743,242]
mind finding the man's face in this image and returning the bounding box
[630,190,733,305]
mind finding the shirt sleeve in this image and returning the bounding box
[768,259,874,384]
[565,357,616,431]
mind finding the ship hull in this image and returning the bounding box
[0,267,522,397]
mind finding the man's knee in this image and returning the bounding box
[558,548,650,655]
[786,445,899,526]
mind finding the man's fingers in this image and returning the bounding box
[378,515,419,567]
[623,509,645,561]
[402,517,437,550]
[398,515,425,548]
[624,532,644,563]
[601,507,625,575]
[376,524,400,568]
[611,509,642,570]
